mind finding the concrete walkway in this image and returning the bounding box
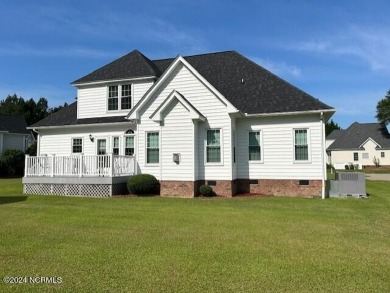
[365,173,390,181]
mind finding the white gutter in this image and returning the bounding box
[28,121,133,131]
[72,76,156,87]
[320,111,326,199]
[244,108,335,118]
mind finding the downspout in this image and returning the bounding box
[320,112,326,199]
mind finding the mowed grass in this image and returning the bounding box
[0,179,389,292]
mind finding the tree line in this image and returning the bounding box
[0,94,68,126]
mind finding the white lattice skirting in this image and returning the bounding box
[23,178,130,198]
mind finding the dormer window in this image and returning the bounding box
[108,84,132,111]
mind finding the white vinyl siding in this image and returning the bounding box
[77,80,154,119]
[37,125,136,156]
[160,99,194,180]
[236,115,324,180]
[137,63,232,180]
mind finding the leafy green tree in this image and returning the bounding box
[325,119,341,136]
[0,94,68,126]
[376,90,390,125]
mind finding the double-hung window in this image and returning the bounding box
[294,129,308,161]
[108,84,132,111]
[121,84,132,110]
[108,86,119,110]
[72,138,83,154]
[112,137,119,155]
[147,132,159,164]
[353,152,359,161]
[206,129,221,163]
[125,136,134,156]
[249,131,261,161]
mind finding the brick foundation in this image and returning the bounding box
[159,179,322,198]
[196,180,236,197]
[236,179,322,198]
[160,181,196,198]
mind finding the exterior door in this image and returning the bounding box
[97,139,109,173]
[97,139,107,155]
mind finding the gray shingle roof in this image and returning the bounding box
[326,129,345,140]
[0,114,29,134]
[154,51,333,114]
[72,50,160,84]
[327,122,390,150]
[33,50,334,128]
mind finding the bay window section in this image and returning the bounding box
[112,137,119,155]
[206,129,221,163]
[147,132,159,164]
[125,136,134,156]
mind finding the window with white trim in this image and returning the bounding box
[72,138,83,153]
[121,84,132,109]
[108,84,132,111]
[362,152,369,159]
[249,131,261,161]
[108,86,118,110]
[353,152,359,161]
[294,129,308,161]
[125,136,134,156]
[146,132,159,164]
[381,151,385,158]
[112,137,119,155]
[206,129,221,163]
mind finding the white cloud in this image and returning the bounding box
[251,58,301,77]
[290,25,390,72]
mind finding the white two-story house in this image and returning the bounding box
[23,50,334,198]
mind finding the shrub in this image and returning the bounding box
[373,156,380,167]
[345,164,349,170]
[0,149,25,176]
[127,174,159,195]
[25,142,37,156]
[199,185,214,197]
[348,163,354,170]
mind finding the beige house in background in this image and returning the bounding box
[327,122,390,169]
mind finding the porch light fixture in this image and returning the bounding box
[89,134,94,142]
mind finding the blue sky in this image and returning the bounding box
[1,0,389,128]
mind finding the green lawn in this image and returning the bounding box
[1,179,389,292]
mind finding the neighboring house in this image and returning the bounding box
[327,122,390,169]
[325,129,344,164]
[23,50,334,198]
[0,114,31,153]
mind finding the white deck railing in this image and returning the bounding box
[24,154,136,177]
